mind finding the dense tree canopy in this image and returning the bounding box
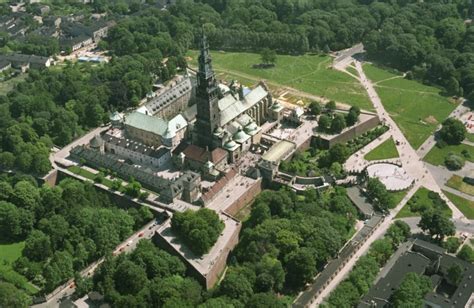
[0,175,153,297]
[171,208,224,255]
[439,118,467,145]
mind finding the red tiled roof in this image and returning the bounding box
[183,144,228,164]
[201,168,237,203]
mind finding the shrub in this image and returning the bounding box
[443,237,461,253]
[444,153,465,170]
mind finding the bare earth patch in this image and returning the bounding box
[424,115,438,125]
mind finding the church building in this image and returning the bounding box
[189,31,274,163]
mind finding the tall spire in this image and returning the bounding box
[198,29,215,80]
[194,28,221,150]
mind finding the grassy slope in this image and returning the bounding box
[446,175,474,196]
[364,138,399,161]
[0,241,38,294]
[396,187,452,218]
[443,190,474,219]
[363,64,457,149]
[187,50,372,110]
[424,143,474,166]
[0,74,27,96]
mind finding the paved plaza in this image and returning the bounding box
[460,111,474,133]
[366,163,414,191]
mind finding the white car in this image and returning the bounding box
[126,240,133,246]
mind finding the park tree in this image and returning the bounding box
[23,230,52,262]
[0,201,25,240]
[444,153,465,170]
[318,114,331,132]
[392,272,432,307]
[439,118,466,145]
[114,260,148,295]
[457,245,474,263]
[326,100,336,112]
[331,113,347,133]
[285,247,317,289]
[369,238,394,266]
[260,48,277,65]
[418,209,455,241]
[0,282,31,308]
[385,221,411,247]
[308,101,321,115]
[328,143,349,164]
[442,237,461,253]
[247,293,285,308]
[346,106,360,126]
[171,208,224,255]
[219,271,254,303]
[366,178,393,212]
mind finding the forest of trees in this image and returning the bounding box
[0,175,154,301]
[88,187,358,307]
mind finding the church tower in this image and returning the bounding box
[194,30,220,150]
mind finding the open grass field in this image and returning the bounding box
[0,74,27,96]
[442,190,474,219]
[363,64,402,83]
[466,133,474,143]
[446,175,474,196]
[187,50,372,110]
[423,143,474,166]
[364,138,399,161]
[0,241,25,265]
[396,187,452,218]
[363,64,457,149]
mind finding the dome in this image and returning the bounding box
[224,140,237,149]
[244,122,258,133]
[272,102,282,110]
[90,135,104,148]
[109,111,122,122]
[214,127,224,135]
[233,130,250,142]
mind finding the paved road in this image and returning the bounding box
[33,219,161,308]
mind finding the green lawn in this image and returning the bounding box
[0,74,27,95]
[389,190,408,208]
[346,66,358,77]
[0,242,38,294]
[187,50,372,110]
[443,190,474,219]
[0,241,25,265]
[446,175,474,196]
[396,187,452,218]
[423,143,474,166]
[466,133,474,143]
[68,165,114,188]
[363,64,457,149]
[364,138,399,161]
[363,63,402,83]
